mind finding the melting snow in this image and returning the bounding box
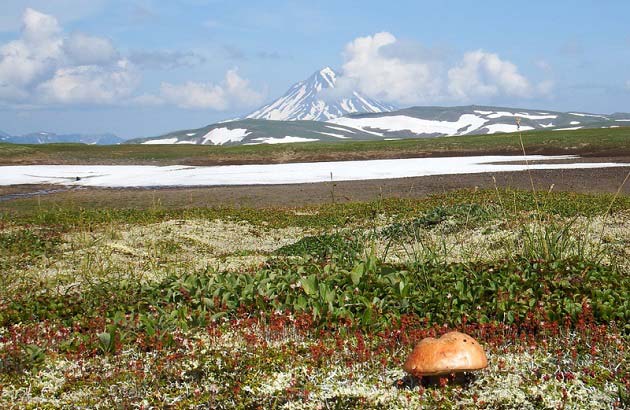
[554,127,583,131]
[2,156,627,187]
[325,125,355,134]
[253,136,319,144]
[319,67,336,87]
[201,128,251,145]
[570,121,581,125]
[317,132,349,139]
[484,124,534,134]
[569,113,609,119]
[329,114,488,136]
[486,112,557,120]
[142,138,178,145]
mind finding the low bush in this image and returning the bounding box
[275,231,365,267]
[153,256,628,330]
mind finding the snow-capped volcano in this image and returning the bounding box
[246,67,395,121]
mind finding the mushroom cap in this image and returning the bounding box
[403,331,488,376]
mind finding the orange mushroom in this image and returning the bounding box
[403,331,488,377]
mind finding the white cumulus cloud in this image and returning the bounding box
[0,8,134,105]
[38,60,139,104]
[0,9,63,92]
[159,69,264,110]
[337,32,552,105]
[64,32,119,65]
[448,50,532,100]
[340,32,442,104]
[0,0,106,32]
[0,8,263,111]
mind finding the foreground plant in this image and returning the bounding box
[0,190,628,408]
[0,309,627,409]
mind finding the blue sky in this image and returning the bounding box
[0,0,629,138]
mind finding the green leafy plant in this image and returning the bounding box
[97,331,115,355]
[275,231,365,267]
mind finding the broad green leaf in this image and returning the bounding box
[301,275,318,297]
[350,263,364,285]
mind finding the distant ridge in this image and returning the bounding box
[4,132,123,145]
[129,105,630,146]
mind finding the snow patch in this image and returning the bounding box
[484,124,534,134]
[142,138,178,145]
[553,127,583,131]
[316,132,349,139]
[487,112,557,120]
[2,156,628,187]
[569,112,609,119]
[330,114,488,136]
[201,128,251,145]
[253,136,319,144]
[570,121,580,125]
[325,125,355,134]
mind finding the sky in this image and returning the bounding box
[0,0,629,139]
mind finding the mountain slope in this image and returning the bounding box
[130,105,630,146]
[329,106,630,137]
[0,130,10,142]
[246,67,395,121]
[129,119,386,146]
[6,132,123,145]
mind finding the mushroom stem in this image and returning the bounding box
[394,372,477,390]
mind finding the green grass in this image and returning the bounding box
[1,126,629,165]
[2,189,629,229]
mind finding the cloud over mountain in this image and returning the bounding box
[159,69,264,110]
[339,32,443,105]
[337,32,553,105]
[448,50,533,100]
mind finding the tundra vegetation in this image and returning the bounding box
[1,126,629,166]
[0,187,628,409]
